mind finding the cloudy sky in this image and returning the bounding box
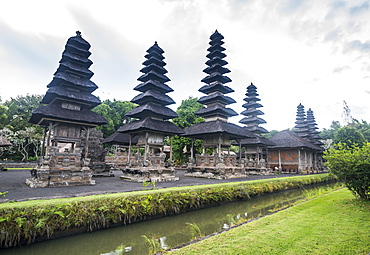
[1,0,369,131]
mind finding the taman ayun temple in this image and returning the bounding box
[268,104,324,173]
[183,30,256,179]
[115,42,183,182]
[26,31,327,187]
[27,32,108,187]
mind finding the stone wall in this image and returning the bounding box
[0,161,37,169]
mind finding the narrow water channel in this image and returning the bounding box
[2,182,336,255]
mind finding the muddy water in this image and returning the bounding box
[3,183,336,255]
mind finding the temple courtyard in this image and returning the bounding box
[0,169,301,202]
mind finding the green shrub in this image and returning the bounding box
[324,143,370,200]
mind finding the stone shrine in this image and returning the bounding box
[183,31,255,179]
[116,42,183,182]
[27,32,108,187]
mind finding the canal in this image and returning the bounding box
[2,182,337,255]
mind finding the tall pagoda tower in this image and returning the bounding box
[195,30,238,122]
[117,42,183,182]
[236,83,274,171]
[239,83,268,135]
[27,32,108,187]
[306,108,324,147]
[183,30,255,179]
[294,103,310,139]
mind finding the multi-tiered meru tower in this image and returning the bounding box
[236,83,275,173]
[27,32,108,187]
[117,42,183,182]
[306,108,324,147]
[294,103,310,139]
[183,30,255,179]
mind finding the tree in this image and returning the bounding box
[0,105,7,128]
[1,95,44,160]
[172,97,204,129]
[349,119,370,142]
[4,94,43,132]
[261,130,279,139]
[93,99,136,138]
[324,143,370,200]
[333,126,366,147]
[171,97,204,165]
[320,121,341,140]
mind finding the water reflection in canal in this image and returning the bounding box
[2,183,337,255]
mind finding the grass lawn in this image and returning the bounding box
[168,188,370,255]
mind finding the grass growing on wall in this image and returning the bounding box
[0,174,334,249]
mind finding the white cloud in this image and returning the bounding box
[0,0,369,132]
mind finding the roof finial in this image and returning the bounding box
[76,31,82,36]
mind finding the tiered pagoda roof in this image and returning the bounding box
[306,108,324,147]
[239,83,268,135]
[184,31,254,140]
[118,42,182,135]
[29,31,107,127]
[294,103,310,139]
[195,30,238,122]
[103,132,138,146]
[0,136,11,147]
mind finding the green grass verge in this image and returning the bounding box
[2,168,33,170]
[168,188,370,255]
[0,174,335,248]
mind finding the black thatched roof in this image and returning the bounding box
[239,116,267,125]
[29,104,108,126]
[241,102,263,109]
[205,57,228,67]
[66,32,91,50]
[118,117,183,135]
[244,125,269,134]
[269,130,324,151]
[140,63,167,75]
[232,136,276,147]
[203,63,230,75]
[103,132,138,145]
[183,120,256,140]
[134,80,173,93]
[131,89,175,106]
[206,51,227,60]
[197,92,236,106]
[198,82,234,95]
[201,73,231,85]
[61,51,93,67]
[137,70,170,84]
[125,102,178,120]
[41,86,101,108]
[47,72,98,92]
[240,109,264,116]
[195,104,238,118]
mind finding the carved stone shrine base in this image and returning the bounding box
[246,169,274,175]
[119,167,179,182]
[185,166,247,180]
[90,162,114,177]
[26,167,95,188]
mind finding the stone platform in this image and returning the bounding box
[119,167,179,182]
[185,166,247,179]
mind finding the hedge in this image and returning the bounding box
[0,174,335,248]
